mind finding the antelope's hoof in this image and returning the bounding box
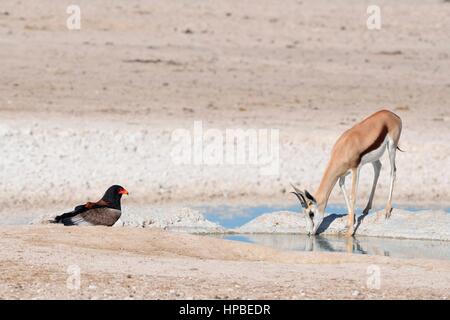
[385,208,393,219]
[341,224,354,237]
[339,226,348,235]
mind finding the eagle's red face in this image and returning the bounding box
[118,187,129,195]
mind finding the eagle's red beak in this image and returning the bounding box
[119,188,129,195]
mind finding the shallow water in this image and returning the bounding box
[199,204,450,229]
[200,204,450,260]
[198,204,348,228]
[210,233,450,260]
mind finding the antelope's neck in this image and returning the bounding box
[314,162,340,212]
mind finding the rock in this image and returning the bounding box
[32,206,224,233]
[233,211,305,234]
[235,209,450,241]
[119,206,225,234]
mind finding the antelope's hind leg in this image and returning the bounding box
[385,140,397,218]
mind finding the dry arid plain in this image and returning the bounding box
[0,0,449,299]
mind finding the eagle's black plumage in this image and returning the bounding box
[52,185,128,226]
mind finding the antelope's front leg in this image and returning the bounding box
[339,172,351,215]
[347,168,360,237]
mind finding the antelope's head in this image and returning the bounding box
[291,184,323,235]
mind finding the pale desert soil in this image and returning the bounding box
[1,0,450,300]
[0,225,449,300]
[0,0,449,214]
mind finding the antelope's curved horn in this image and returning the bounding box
[290,191,308,209]
[290,183,303,195]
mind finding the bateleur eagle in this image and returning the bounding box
[53,185,129,226]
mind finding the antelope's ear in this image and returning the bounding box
[304,190,317,203]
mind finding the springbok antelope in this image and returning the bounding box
[291,109,402,237]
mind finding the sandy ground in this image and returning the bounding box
[1,0,450,299]
[1,225,449,300]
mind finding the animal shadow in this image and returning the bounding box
[316,213,346,234]
[314,210,371,236]
[353,212,370,234]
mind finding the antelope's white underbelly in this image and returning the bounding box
[360,137,388,165]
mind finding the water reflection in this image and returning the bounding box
[211,234,450,260]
